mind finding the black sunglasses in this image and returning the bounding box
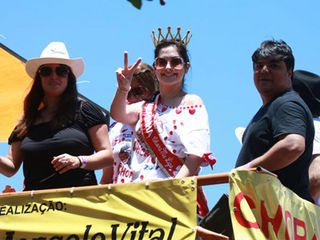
[128,86,147,98]
[38,65,70,77]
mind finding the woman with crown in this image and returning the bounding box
[111,27,216,217]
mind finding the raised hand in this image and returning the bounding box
[116,51,141,92]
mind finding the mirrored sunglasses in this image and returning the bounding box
[128,86,147,98]
[38,65,70,77]
[154,57,184,70]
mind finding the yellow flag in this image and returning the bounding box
[0,43,31,142]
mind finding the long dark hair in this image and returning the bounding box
[15,65,78,139]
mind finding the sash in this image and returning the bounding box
[140,95,209,216]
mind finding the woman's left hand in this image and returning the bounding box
[52,154,80,174]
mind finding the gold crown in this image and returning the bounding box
[152,27,192,48]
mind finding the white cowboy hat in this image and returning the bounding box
[25,42,85,78]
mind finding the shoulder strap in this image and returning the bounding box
[140,95,183,177]
[140,95,209,216]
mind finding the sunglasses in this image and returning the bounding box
[128,86,147,98]
[38,65,70,77]
[154,57,184,70]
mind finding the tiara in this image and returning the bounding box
[152,27,192,48]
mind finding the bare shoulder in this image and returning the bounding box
[183,94,204,105]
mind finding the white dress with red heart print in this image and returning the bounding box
[115,93,213,184]
[109,121,135,183]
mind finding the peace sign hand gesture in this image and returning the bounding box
[116,51,142,92]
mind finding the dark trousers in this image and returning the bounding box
[199,194,234,239]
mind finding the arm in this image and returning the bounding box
[240,133,305,171]
[100,166,113,184]
[52,124,114,174]
[175,154,202,178]
[110,51,142,126]
[309,154,320,201]
[0,142,23,177]
[111,88,142,126]
[83,124,114,169]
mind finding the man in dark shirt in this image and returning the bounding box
[236,40,315,202]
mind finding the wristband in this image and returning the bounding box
[78,156,88,169]
[77,156,82,168]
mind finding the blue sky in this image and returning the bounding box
[1,0,320,208]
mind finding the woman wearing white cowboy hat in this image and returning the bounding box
[293,70,320,205]
[0,42,113,190]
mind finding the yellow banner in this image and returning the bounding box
[0,44,31,142]
[0,178,197,239]
[229,169,320,240]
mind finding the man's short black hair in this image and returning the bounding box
[252,39,295,74]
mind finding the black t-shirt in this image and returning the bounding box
[236,90,315,202]
[9,100,109,191]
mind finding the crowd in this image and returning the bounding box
[0,27,319,238]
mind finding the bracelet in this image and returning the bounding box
[78,156,88,169]
[77,156,82,168]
